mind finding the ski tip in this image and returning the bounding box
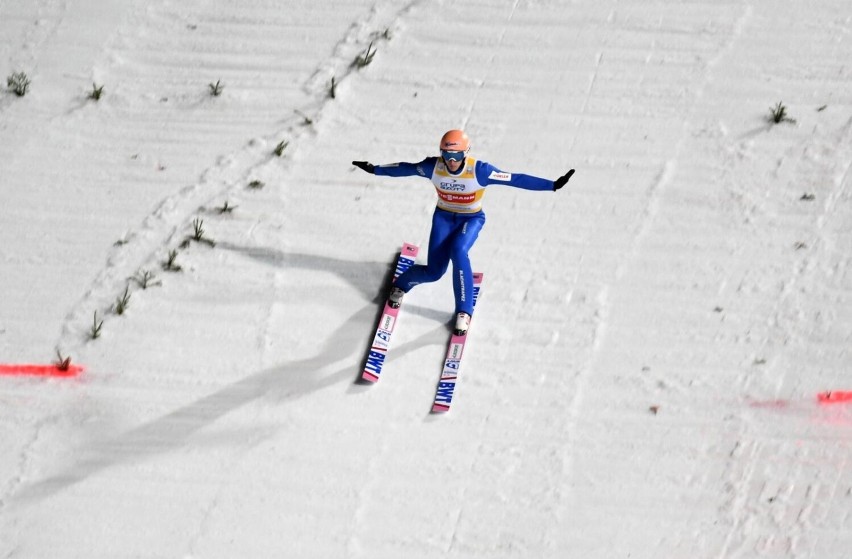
[431,404,450,413]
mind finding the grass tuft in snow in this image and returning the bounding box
[90,311,104,340]
[112,285,130,316]
[133,269,161,289]
[6,72,30,96]
[113,285,131,315]
[183,218,215,247]
[247,179,265,190]
[329,76,337,99]
[89,83,105,101]
[162,249,182,272]
[274,140,289,157]
[55,350,72,371]
[208,80,224,97]
[294,109,313,126]
[768,101,796,125]
[192,218,207,240]
[353,41,377,69]
[216,200,237,214]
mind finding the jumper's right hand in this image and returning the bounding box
[352,161,375,174]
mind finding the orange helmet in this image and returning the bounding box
[439,129,470,152]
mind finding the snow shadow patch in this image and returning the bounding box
[12,303,376,507]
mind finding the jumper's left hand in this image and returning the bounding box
[553,169,575,191]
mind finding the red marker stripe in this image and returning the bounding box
[817,391,852,404]
[0,364,84,378]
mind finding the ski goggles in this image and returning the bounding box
[441,150,466,162]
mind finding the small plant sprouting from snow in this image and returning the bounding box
[329,76,337,99]
[133,269,161,289]
[90,311,104,340]
[163,249,182,272]
[274,140,289,157]
[55,350,72,371]
[216,200,237,214]
[768,102,796,125]
[114,285,131,315]
[294,109,313,126]
[353,41,377,69]
[89,83,105,101]
[183,217,215,247]
[209,80,224,97]
[192,218,207,240]
[7,72,30,96]
[248,179,265,190]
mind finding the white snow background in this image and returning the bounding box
[1,1,851,557]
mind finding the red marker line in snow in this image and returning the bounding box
[817,391,852,404]
[0,364,84,378]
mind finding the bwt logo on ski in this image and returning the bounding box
[434,380,456,403]
[395,256,415,277]
[364,350,386,376]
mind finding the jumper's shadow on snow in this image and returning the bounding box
[218,241,451,324]
[214,242,456,370]
[218,241,389,303]
[13,246,449,507]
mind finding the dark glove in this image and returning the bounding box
[553,169,575,191]
[352,161,375,174]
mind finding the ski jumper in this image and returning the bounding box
[374,156,554,315]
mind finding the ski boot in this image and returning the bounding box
[388,287,405,309]
[453,312,471,336]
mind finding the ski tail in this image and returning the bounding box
[431,272,483,412]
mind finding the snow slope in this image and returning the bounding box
[1,1,851,557]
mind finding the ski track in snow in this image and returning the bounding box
[55,0,423,357]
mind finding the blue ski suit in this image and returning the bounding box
[374,156,554,315]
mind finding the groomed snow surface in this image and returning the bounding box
[1,1,851,557]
